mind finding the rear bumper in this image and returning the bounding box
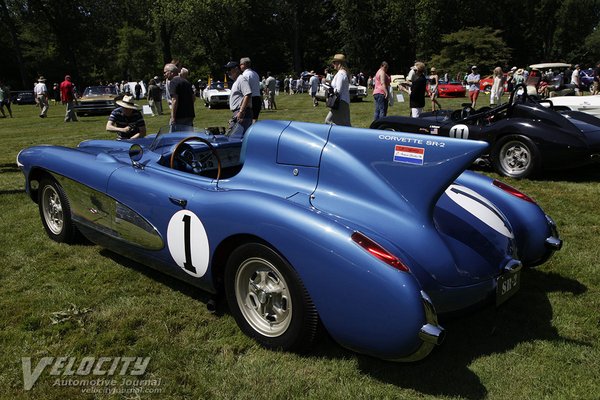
[388,291,445,362]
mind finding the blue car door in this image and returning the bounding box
[106,161,218,291]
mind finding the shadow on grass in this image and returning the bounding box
[536,165,600,183]
[471,163,600,183]
[98,249,220,311]
[0,162,20,173]
[93,250,589,399]
[309,268,588,399]
[0,189,25,195]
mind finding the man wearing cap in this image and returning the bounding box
[225,61,253,137]
[466,66,480,108]
[163,63,195,130]
[240,57,261,123]
[106,95,146,140]
[60,75,78,122]
[34,76,49,118]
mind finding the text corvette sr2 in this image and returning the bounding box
[371,86,600,178]
[17,121,562,361]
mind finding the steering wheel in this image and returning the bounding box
[170,136,222,180]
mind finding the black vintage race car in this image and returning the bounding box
[370,86,600,178]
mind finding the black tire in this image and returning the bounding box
[38,178,78,243]
[225,243,319,352]
[491,135,541,179]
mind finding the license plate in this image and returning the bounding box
[496,270,521,306]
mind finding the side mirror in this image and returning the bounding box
[129,144,143,168]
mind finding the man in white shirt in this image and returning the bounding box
[240,57,261,123]
[265,72,277,110]
[34,76,49,118]
[225,61,253,137]
[571,64,582,96]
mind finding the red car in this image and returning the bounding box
[480,75,494,92]
[480,74,509,92]
[435,80,466,98]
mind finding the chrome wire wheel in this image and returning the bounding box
[41,184,64,235]
[234,257,292,337]
[499,140,532,176]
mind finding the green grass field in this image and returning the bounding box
[0,93,599,399]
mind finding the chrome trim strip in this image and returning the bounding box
[50,172,164,250]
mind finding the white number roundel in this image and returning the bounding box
[449,124,469,139]
[167,210,210,278]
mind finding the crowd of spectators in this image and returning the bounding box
[4,56,599,134]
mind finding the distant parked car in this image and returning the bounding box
[315,84,367,102]
[437,80,466,98]
[526,63,573,97]
[390,75,407,90]
[579,68,595,91]
[479,74,508,93]
[73,86,118,116]
[14,91,36,105]
[202,81,230,109]
[349,84,367,101]
[541,95,600,118]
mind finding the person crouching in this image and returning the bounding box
[106,95,147,140]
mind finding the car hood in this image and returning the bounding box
[79,95,116,102]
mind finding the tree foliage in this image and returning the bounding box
[429,27,511,79]
[1,0,599,89]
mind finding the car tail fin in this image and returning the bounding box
[312,126,489,221]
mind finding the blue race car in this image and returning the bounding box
[17,121,562,361]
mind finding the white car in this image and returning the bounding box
[315,84,367,102]
[202,81,230,109]
[542,95,600,118]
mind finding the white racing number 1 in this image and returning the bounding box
[167,210,210,278]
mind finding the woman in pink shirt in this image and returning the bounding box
[373,61,391,120]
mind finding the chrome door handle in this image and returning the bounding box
[169,196,187,207]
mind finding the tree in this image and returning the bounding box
[429,27,512,77]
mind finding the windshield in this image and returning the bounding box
[83,86,117,96]
[208,81,228,90]
[149,125,235,152]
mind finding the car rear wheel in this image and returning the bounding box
[492,135,540,179]
[38,178,78,243]
[225,243,319,352]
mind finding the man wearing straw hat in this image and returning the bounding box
[34,76,49,118]
[105,95,146,140]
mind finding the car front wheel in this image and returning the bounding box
[225,243,319,352]
[492,135,540,179]
[38,178,78,243]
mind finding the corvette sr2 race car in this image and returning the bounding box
[17,121,561,361]
[371,85,600,178]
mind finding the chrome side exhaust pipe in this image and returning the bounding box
[419,323,445,346]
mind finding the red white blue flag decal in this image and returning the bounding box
[394,145,425,165]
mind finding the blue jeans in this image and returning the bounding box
[374,93,388,120]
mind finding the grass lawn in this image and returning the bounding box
[0,92,599,399]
